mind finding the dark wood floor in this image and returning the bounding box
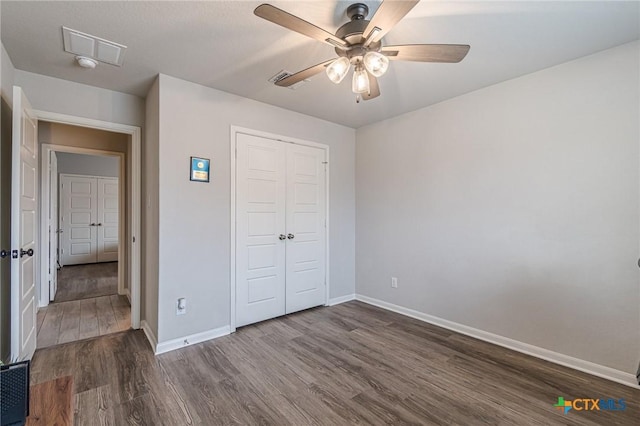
[30,301,639,425]
[55,262,118,303]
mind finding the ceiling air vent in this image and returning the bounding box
[268,70,309,90]
[62,26,127,66]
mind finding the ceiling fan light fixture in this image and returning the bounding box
[326,57,351,84]
[363,51,389,77]
[352,63,370,94]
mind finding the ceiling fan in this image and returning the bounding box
[254,0,470,102]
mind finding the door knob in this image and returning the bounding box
[279,234,286,240]
[287,233,295,240]
[0,249,10,259]
[97,223,103,226]
[20,248,34,258]
[90,223,96,226]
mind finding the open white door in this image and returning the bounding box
[49,151,58,301]
[11,86,38,360]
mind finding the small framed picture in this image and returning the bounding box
[190,156,210,182]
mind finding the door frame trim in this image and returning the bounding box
[35,110,141,329]
[54,170,124,292]
[229,126,330,332]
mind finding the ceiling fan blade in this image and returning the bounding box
[255,4,348,49]
[382,44,470,63]
[363,0,419,46]
[275,59,335,87]
[363,73,380,101]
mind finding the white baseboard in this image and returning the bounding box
[154,325,231,355]
[140,320,158,353]
[328,293,356,306]
[355,294,639,389]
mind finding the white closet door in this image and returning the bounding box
[285,144,326,314]
[97,178,119,262]
[236,134,287,327]
[60,175,97,265]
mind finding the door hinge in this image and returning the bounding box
[132,236,136,243]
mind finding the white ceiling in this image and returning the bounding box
[2,1,638,128]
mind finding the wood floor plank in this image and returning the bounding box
[78,298,99,340]
[36,307,47,335]
[96,296,118,335]
[55,262,118,303]
[31,342,78,386]
[37,303,64,348]
[74,385,115,426]
[74,337,109,394]
[113,394,163,426]
[27,376,74,426]
[58,300,81,344]
[29,302,640,425]
[109,295,131,332]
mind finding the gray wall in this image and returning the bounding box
[56,152,119,177]
[355,41,639,375]
[0,44,15,362]
[143,77,159,340]
[155,73,356,343]
[14,70,144,127]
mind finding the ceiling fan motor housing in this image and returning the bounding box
[334,3,383,61]
[346,3,369,20]
[335,20,382,61]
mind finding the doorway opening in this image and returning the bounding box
[38,145,129,348]
[35,117,140,349]
[9,87,140,361]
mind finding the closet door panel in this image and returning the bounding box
[236,134,287,327]
[60,175,97,265]
[97,178,119,262]
[285,144,326,314]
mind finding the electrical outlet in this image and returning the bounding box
[176,298,186,315]
[391,277,398,288]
